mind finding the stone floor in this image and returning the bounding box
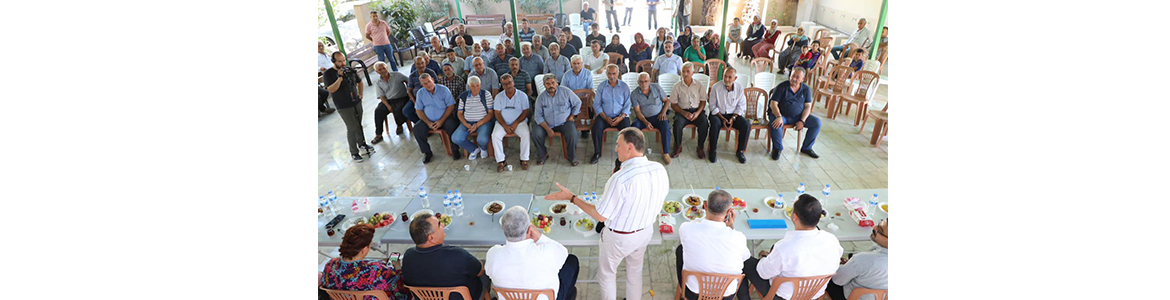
[319,29,887,299]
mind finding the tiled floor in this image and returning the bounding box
[319,28,887,299]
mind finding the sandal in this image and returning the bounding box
[520,160,529,170]
[497,162,506,173]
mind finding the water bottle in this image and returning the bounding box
[327,191,340,210]
[443,195,453,215]
[418,188,429,209]
[455,189,462,199]
[319,196,331,217]
[868,193,879,214]
[797,183,806,195]
[455,195,465,216]
[822,184,831,197]
[591,192,598,203]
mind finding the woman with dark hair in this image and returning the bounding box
[628,33,652,71]
[700,30,721,60]
[605,34,630,71]
[319,224,411,300]
[676,26,694,56]
[739,16,765,58]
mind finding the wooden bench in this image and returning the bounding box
[464,14,506,35]
[518,14,555,23]
[348,43,378,72]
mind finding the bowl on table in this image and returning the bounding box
[681,194,704,208]
[662,201,683,214]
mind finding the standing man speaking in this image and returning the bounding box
[545,127,669,300]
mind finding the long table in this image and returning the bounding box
[317,197,414,247]
[380,193,534,246]
[528,195,665,247]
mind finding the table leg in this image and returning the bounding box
[869,119,886,145]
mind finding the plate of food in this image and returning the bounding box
[682,194,704,207]
[368,212,395,229]
[684,205,705,220]
[878,202,888,214]
[532,214,553,233]
[763,197,785,210]
[731,197,747,209]
[662,201,683,214]
[574,218,596,233]
[549,203,570,215]
[435,212,453,227]
[483,201,505,215]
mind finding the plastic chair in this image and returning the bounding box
[753,73,776,89]
[658,73,681,97]
[569,13,581,26]
[814,29,834,41]
[382,118,414,137]
[592,73,606,90]
[491,287,555,300]
[321,287,392,300]
[674,270,746,300]
[814,66,855,118]
[832,70,880,126]
[743,87,772,152]
[858,103,888,148]
[426,128,455,156]
[534,74,548,95]
[750,57,774,74]
[636,60,654,75]
[704,58,727,78]
[621,72,640,90]
[691,74,710,89]
[752,273,836,300]
[845,287,888,300]
[404,285,474,300]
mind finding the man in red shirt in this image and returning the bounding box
[365,11,399,72]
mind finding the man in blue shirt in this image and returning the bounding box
[652,42,683,79]
[630,72,672,165]
[407,57,439,125]
[561,55,592,91]
[766,67,821,160]
[411,73,462,163]
[532,76,583,166]
[544,43,571,78]
[590,64,632,164]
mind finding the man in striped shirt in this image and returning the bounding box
[544,127,669,300]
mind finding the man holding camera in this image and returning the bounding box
[323,51,375,162]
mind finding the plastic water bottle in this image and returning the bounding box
[455,189,462,199]
[868,194,880,214]
[418,188,429,209]
[443,195,453,215]
[590,192,598,203]
[797,183,806,195]
[822,184,831,197]
[454,195,465,216]
[777,193,784,203]
[327,191,339,210]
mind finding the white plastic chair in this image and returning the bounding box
[535,74,548,95]
[692,74,710,89]
[753,73,776,89]
[863,59,882,73]
[737,75,752,89]
[592,73,606,90]
[569,13,581,26]
[621,73,640,90]
[659,73,681,97]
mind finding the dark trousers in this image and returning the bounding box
[412,117,461,156]
[318,87,332,112]
[825,280,846,300]
[647,9,658,29]
[708,114,750,154]
[606,10,620,30]
[532,122,579,161]
[632,117,672,154]
[675,245,753,300]
[766,113,820,151]
[623,8,634,25]
[592,115,632,154]
[557,254,581,300]
[337,104,367,155]
[743,257,786,300]
[374,97,411,135]
[672,109,709,151]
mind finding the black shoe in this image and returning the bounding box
[708,151,717,163]
[452,150,462,161]
[352,154,365,162]
[801,149,820,158]
[590,153,601,164]
[370,136,384,145]
[770,149,780,160]
[423,152,434,163]
[360,144,375,154]
[736,152,746,164]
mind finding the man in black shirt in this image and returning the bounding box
[585,23,606,48]
[580,2,596,35]
[562,26,583,51]
[402,213,491,300]
[448,23,475,48]
[322,51,374,162]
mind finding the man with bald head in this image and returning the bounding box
[766,67,822,159]
[468,57,501,97]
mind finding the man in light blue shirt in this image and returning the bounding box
[561,55,592,91]
[531,76,582,166]
[629,72,672,165]
[411,73,461,164]
[544,43,571,78]
[468,57,501,97]
[519,43,544,92]
[652,42,683,80]
[491,74,532,172]
[589,64,632,164]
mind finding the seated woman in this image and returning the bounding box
[605,34,630,73]
[682,37,706,64]
[751,20,782,58]
[319,224,411,300]
[773,27,810,68]
[739,16,765,58]
[676,26,694,56]
[628,33,652,72]
[701,31,721,61]
[778,45,810,75]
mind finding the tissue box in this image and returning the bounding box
[842,197,873,227]
[658,213,676,234]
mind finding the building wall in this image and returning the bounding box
[805,0,886,33]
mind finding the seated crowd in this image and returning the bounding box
[320,192,887,300]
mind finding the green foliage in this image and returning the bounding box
[386,0,420,46]
[317,0,342,27]
[469,0,505,14]
[519,0,556,14]
[419,0,452,22]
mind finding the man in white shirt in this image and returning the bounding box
[485,206,580,300]
[827,218,887,300]
[544,127,669,300]
[705,68,750,164]
[831,18,873,60]
[675,189,752,300]
[744,194,843,300]
[491,74,532,172]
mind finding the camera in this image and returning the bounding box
[341,67,359,84]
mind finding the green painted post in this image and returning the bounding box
[717,0,730,61]
[559,0,564,25]
[869,0,887,60]
[456,0,464,21]
[509,0,521,57]
[324,0,346,58]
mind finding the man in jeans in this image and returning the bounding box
[364,11,398,72]
[831,18,872,60]
[604,0,621,33]
[646,0,660,30]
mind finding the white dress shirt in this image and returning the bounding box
[318,53,333,72]
[707,81,746,116]
[485,235,569,300]
[679,219,751,296]
[845,27,874,48]
[755,230,843,300]
[595,156,669,232]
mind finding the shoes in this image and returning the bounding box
[422,152,434,163]
[697,147,706,160]
[497,162,506,173]
[571,160,581,166]
[359,144,376,156]
[662,153,672,165]
[670,146,681,158]
[371,136,384,145]
[708,150,717,163]
[590,153,601,164]
[352,154,365,162]
[395,127,404,135]
[536,154,549,165]
[801,149,820,159]
[468,148,481,160]
[771,149,780,160]
[520,160,529,170]
[736,152,746,164]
